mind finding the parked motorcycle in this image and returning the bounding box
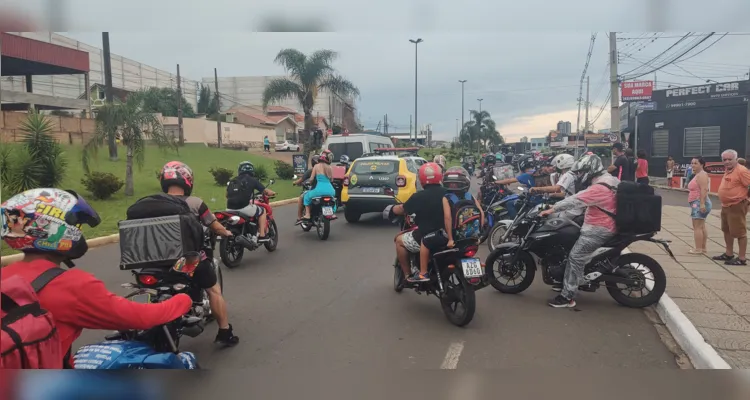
[385,204,486,327]
[215,180,278,268]
[73,251,219,369]
[484,187,670,308]
[294,175,337,240]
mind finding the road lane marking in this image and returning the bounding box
[440,341,465,369]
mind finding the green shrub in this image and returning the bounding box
[81,172,124,200]
[254,164,269,182]
[274,160,295,180]
[209,167,234,186]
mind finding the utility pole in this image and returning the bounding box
[102,32,117,161]
[459,80,467,149]
[409,115,412,138]
[609,32,621,142]
[478,98,483,113]
[584,76,590,135]
[384,114,388,135]
[176,64,184,146]
[214,68,222,148]
[409,38,423,145]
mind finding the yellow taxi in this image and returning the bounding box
[341,155,421,223]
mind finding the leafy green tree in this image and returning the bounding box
[262,49,360,154]
[83,91,177,196]
[140,87,196,118]
[197,85,220,116]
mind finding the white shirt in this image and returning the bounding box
[556,171,577,197]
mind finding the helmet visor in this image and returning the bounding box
[64,190,101,228]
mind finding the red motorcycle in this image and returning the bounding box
[215,180,279,269]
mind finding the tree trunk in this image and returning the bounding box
[125,146,134,196]
[303,111,317,155]
[108,131,118,161]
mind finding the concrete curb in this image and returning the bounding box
[622,248,731,369]
[1,197,299,267]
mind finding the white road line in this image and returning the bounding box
[440,341,465,369]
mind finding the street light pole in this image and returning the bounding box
[478,98,483,113]
[409,38,423,145]
[459,79,467,149]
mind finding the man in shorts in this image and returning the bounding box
[713,149,750,266]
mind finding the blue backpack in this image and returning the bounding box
[445,192,482,241]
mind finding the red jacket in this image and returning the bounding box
[2,259,192,365]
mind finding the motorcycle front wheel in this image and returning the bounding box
[264,220,279,252]
[440,269,476,327]
[393,259,405,293]
[485,248,536,294]
[487,223,508,252]
[219,236,244,269]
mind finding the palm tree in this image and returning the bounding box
[463,110,495,152]
[83,91,176,196]
[261,49,360,154]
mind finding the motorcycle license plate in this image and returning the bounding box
[362,187,381,194]
[322,206,334,216]
[461,258,483,278]
[129,293,151,304]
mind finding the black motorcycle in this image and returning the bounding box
[385,204,486,327]
[484,195,671,308]
[295,176,337,240]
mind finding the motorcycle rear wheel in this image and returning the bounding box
[606,253,667,308]
[317,217,331,240]
[219,237,244,269]
[440,269,476,327]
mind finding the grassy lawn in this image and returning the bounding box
[1,143,300,256]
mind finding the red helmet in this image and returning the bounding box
[160,161,194,195]
[418,162,443,186]
[319,149,334,164]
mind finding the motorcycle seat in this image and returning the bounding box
[224,207,257,219]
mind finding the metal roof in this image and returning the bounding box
[1,33,89,76]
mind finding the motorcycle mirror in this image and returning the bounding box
[492,175,497,180]
[292,174,298,180]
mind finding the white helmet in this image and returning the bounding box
[551,154,575,171]
[433,155,447,168]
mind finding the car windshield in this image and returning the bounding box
[352,160,399,174]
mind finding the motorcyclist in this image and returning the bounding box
[300,149,337,221]
[530,154,576,199]
[294,154,320,222]
[539,154,620,308]
[391,162,455,282]
[1,188,193,368]
[443,167,485,231]
[157,161,240,345]
[227,161,276,242]
[433,154,447,173]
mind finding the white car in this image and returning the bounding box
[275,140,301,152]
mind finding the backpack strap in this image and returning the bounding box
[593,183,617,219]
[31,267,67,293]
[463,192,473,201]
[445,192,459,204]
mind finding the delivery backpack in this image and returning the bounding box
[226,176,254,210]
[596,181,662,234]
[446,192,482,241]
[1,268,67,369]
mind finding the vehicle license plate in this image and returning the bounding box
[322,206,334,216]
[461,258,483,278]
[362,187,381,194]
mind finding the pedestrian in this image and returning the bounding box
[608,143,631,181]
[263,135,270,153]
[666,156,675,188]
[713,149,750,266]
[624,148,638,182]
[636,149,650,185]
[688,156,711,254]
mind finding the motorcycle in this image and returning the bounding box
[215,180,279,268]
[477,179,516,247]
[294,175,337,240]
[332,156,350,208]
[385,204,486,327]
[484,187,670,308]
[73,248,221,369]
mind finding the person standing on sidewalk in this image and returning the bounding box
[608,143,630,181]
[636,149,649,185]
[688,156,711,254]
[666,156,675,188]
[713,149,750,266]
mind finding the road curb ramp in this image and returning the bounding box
[1,197,299,267]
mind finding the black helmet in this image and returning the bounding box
[484,154,496,165]
[443,166,471,192]
[518,157,535,172]
[238,161,255,176]
[311,154,320,167]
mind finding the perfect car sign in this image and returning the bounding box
[621,81,654,102]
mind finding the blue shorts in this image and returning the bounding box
[690,198,712,220]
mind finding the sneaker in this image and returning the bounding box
[407,272,430,283]
[257,235,270,243]
[214,324,239,347]
[551,284,563,292]
[548,295,576,308]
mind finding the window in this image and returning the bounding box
[352,160,399,174]
[405,159,418,173]
[652,130,669,157]
[370,142,388,152]
[328,142,364,160]
[683,126,720,157]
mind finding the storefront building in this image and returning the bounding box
[628,80,750,181]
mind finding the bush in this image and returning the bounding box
[81,172,124,200]
[274,160,295,180]
[209,167,234,186]
[254,164,269,182]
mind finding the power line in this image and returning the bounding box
[617,33,750,39]
[619,32,694,77]
[671,33,729,63]
[622,33,718,80]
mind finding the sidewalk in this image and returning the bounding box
[630,205,750,368]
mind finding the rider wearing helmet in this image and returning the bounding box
[391,162,455,283]
[294,154,320,220]
[539,154,620,308]
[443,166,485,230]
[157,161,239,345]
[530,153,577,198]
[1,188,193,368]
[298,150,337,223]
[433,154,447,173]
[495,156,537,189]
[227,161,276,241]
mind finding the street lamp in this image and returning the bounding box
[478,98,483,113]
[409,38,423,145]
[459,79,467,149]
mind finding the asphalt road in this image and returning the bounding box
[71,197,679,369]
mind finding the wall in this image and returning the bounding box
[0,111,96,144]
[161,116,273,146]
[1,33,199,111]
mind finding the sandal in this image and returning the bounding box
[688,249,705,255]
[712,253,735,261]
[725,258,747,266]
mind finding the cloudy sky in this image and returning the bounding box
[7,0,750,142]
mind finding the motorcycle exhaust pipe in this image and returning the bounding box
[234,235,257,250]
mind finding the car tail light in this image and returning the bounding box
[138,274,158,286]
[343,175,350,186]
[464,246,478,258]
[396,175,406,187]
